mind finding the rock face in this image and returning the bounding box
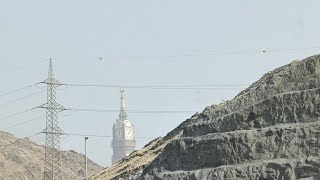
[92,54,320,180]
[0,130,103,180]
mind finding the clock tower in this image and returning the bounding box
[111,89,136,164]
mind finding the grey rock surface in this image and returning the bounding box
[141,55,320,180]
[93,55,320,180]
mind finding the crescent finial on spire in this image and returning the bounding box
[119,88,127,120]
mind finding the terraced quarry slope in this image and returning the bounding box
[93,55,320,180]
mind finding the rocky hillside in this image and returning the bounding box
[92,54,320,180]
[0,130,103,180]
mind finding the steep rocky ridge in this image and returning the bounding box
[0,130,103,180]
[93,54,320,179]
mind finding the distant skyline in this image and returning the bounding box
[1,0,320,166]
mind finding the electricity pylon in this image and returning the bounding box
[38,59,66,180]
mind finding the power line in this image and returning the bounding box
[35,105,198,114]
[49,46,320,62]
[0,90,45,108]
[1,115,45,131]
[70,108,197,114]
[0,107,193,132]
[0,83,40,98]
[146,87,244,90]
[0,109,33,122]
[40,82,248,90]
[66,84,247,88]
[38,131,156,140]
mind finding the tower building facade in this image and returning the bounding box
[111,89,136,164]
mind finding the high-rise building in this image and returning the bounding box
[111,89,136,164]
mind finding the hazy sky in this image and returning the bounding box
[1,0,320,167]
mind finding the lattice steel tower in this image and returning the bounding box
[40,59,66,180]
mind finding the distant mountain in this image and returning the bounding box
[91,54,320,179]
[0,130,103,180]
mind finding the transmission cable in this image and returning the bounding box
[39,82,248,90]
[0,109,34,122]
[1,115,45,131]
[38,131,156,140]
[0,90,45,108]
[50,46,320,62]
[70,108,197,114]
[0,83,40,98]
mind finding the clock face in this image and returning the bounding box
[125,127,134,139]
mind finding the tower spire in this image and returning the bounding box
[112,88,136,164]
[119,88,127,120]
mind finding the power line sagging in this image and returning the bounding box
[0,83,40,98]
[40,82,248,90]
